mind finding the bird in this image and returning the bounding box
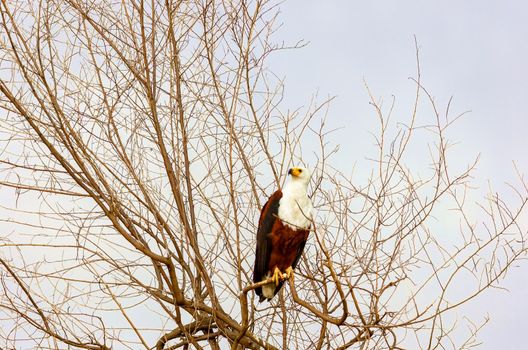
[253,167,313,302]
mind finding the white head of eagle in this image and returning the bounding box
[252,167,313,302]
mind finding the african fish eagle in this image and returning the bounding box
[253,167,313,302]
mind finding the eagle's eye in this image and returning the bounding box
[298,169,302,173]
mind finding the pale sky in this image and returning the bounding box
[273,1,527,348]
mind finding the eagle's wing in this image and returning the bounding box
[253,190,282,298]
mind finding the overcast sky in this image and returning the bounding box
[272,1,528,349]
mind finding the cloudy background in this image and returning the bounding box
[271,1,527,348]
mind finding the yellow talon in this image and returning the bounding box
[271,267,282,286]
[285,266,294,280]
[270,267,294,286]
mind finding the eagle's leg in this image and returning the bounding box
[284,266,294,280]
[271,267,282,286]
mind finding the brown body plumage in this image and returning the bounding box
[268,219,309,274]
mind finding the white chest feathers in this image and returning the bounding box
[278,188,312,230]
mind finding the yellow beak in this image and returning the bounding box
[288,168,302,177]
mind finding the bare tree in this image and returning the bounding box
[0,1,526,349]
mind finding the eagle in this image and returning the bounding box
[253,167,313,302]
